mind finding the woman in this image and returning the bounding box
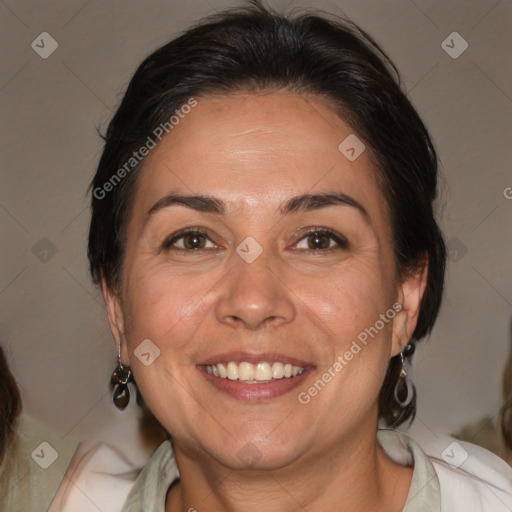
[84,2,512,511]
[0,346,79,511]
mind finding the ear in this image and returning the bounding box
[101,275,129,364]
[391,255,429,356]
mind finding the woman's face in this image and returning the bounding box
[105,91,425,469]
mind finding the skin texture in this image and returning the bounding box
[103,91,427,511]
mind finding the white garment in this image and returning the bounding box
[51,430,512,511]
[49,441,140,512]
[414,432,512,511]
[380,430,512,511]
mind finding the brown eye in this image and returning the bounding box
[182,233,207,249]
[295,229,348,251]
[162,229,216,251]
[306,232,331,249]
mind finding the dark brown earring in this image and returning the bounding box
[394,342,414,407]
[111,346,133,411]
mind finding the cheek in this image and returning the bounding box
[119,264,222,431]
[123,262,220,348]
[295,262,395,395]
[298,262,394,344]
[122,248,396,356]
[118,250,396,440]
[291,274,394,436]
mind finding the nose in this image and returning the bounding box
[215,251,296,330]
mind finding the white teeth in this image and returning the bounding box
[227,362,239,380]
[272,362,285,379]
[255,362,272,381]
[204,361,305,382]
[218,363,227,378]
[238,362,255,380]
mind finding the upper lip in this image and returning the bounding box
[197,351,313,367]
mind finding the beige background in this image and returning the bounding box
[1,0,511,460]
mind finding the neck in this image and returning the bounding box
[165,425,412,512]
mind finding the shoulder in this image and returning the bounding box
[378,429,512,511]
[49,440,142,512]
[0,414,80,512]
[427,437,512,511]
[405,429,512,512]
[121,439,177,512]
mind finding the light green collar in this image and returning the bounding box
[122,430,440,511]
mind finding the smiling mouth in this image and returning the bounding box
[204,361,306,383]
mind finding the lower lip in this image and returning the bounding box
[198,367,312,402]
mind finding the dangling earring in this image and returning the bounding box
[394,343,414,407]
[111,345,133,411]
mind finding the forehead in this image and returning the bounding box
[133,91,387,218]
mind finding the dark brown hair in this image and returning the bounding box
[501,321,512,453]
[0,347,22,462]
[88,2,446,427]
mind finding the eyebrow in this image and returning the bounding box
[147,191,370,223]
[281,192,369,221]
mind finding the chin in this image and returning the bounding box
[202,431,304,472]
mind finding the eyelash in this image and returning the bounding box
[293,228,348,251]
[161,227,216,252]
[161,227,348,252]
